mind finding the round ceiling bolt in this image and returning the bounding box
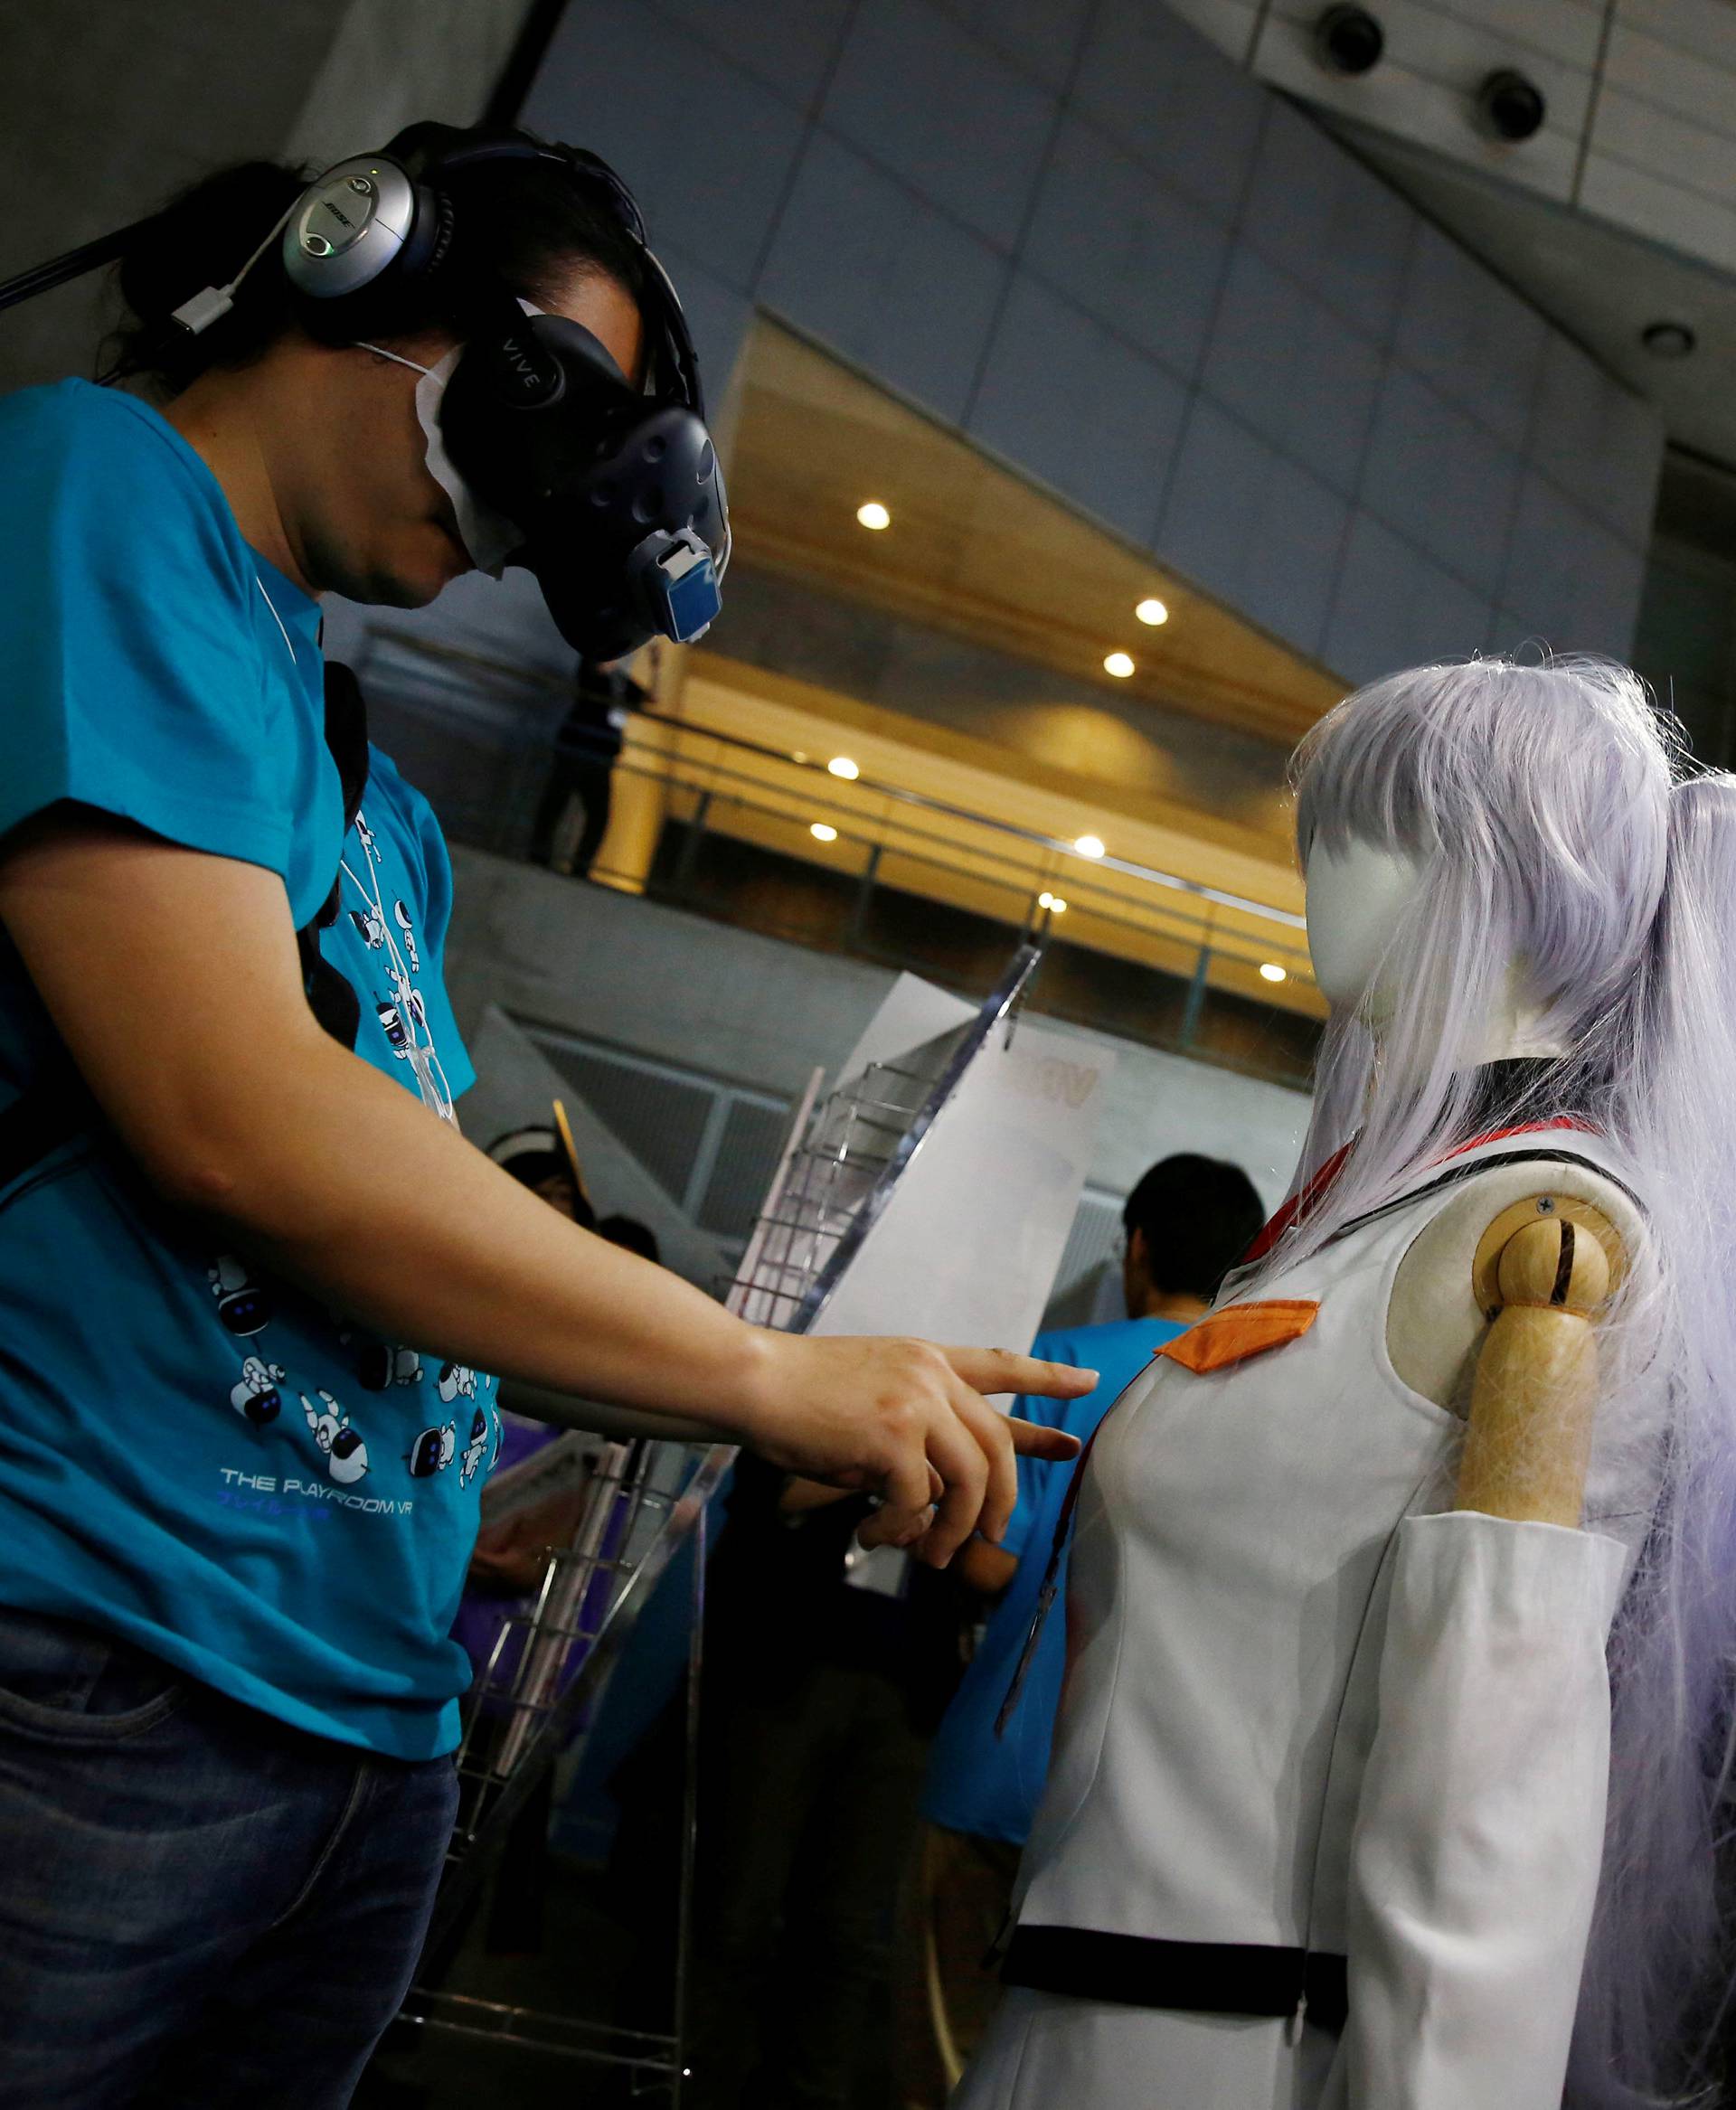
[1478,68,1546,142]
[1313,5,1384,75]
[1641,319,1697,359]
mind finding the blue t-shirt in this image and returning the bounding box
[920,1316,1186,1845]
[0,380,498,1759]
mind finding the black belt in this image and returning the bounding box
[1002,1926,1348,2035]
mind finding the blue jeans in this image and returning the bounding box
[0,1605,458,2107]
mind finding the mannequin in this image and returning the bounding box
[955,659,1736,2110]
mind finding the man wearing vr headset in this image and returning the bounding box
[0,126,1090,2106]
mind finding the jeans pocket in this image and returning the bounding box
[0,1605,187,1743]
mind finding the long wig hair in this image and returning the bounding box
[1243,655,1736,2103]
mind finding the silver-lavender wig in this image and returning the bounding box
[1248,655,1736,2103]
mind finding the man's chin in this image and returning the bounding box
[364,525,476,607]
[361,564,460,611]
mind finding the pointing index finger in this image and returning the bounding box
[942,1347,1100,1400]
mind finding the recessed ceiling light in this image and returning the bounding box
[1050,897,1068,915]
[1260,962,1287,983]
[810,822,838,843]
[1103,651,1136,679]
[827,757,860,780]
[1135,598,1169,626]
[1074,834,1106,859]
[856,501,891,530]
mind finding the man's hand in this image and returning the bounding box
[730,1336,1090,1568]
[467,1487,591,1594]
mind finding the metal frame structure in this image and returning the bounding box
[392,946,1042,2099]
[400,1436,731,2096]
[734,945,1042,1336]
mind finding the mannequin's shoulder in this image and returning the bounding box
[1387,1154,1640,1413]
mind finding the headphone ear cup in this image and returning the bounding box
[416,187,457,287]
[430,191,457,277]
[347,179,447,323]
[284,165,447,342]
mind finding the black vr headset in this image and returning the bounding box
[0,120,729,659]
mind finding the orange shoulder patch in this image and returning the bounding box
[1156,1298,1320,1374]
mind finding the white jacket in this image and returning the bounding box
[973,1129,1649,2110]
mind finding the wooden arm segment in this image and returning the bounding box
[1454,1204,1618,1528]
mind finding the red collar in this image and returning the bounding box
[1241,1116,1597,1267]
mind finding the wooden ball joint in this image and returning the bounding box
[1456,1201,1617,1529]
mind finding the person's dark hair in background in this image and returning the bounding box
[490,1125,597,1230]
[1121,1152,1265,1314]
[597,1213,659,1265]
[107,156,648,397]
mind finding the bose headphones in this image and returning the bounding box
[2,120,729,659]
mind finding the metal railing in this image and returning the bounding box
[349,626,1321,1088]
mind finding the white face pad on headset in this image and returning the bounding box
[411,349,524,578]
[358,306,540,579]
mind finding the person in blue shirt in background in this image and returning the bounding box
[900,1154,1268,2105]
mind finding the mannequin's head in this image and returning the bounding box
[1243,656,1678,1298]
[1294,656,1672,1069]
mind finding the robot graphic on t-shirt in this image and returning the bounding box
[408,1420,456,1478]
[438,1360,477,1406]
[300,1389,370,1484]
[348,904,385,949]
[352,1342,423,1392]
[209,1254,274,1336]
[393,900,420,973]
[230,1355,288,1428]
[375,997,410,1057]
[203,804,483,1490]
[458,1404,490,1486]
[343,807,454,1124]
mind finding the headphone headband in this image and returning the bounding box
[382,123,646,243]
[283,121,702,417]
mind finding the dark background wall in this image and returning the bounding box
[0,0,533,393]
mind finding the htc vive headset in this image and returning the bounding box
[0,121,728,658]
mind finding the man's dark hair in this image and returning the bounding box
[110,153,647,394]
[495,1133,598,1232]
[1122,1154,1265,1302]
[598,1213,660,1265]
